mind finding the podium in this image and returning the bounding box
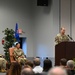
[55,42,75,65]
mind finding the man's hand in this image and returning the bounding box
[18,56,23,58]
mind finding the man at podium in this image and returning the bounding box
[55,27,69,45]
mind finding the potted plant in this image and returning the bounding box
[2,28,16,62]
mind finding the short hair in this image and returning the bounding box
[21,67,34,75]
[67,60,74,69]
[33,58,40,66]
[60,58,67,66]
[25,60,33,68]
[48,66,67,75]
[60,27,65,30]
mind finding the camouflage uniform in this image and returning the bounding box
[55,33,69,45]
[13,48,26,65]
[0,55,7,70]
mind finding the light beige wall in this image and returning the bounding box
[72,0,75,40]
[0,0,75,58]
[0,0,34,57]
[32,0,59,58]
[60,0,75,40]
[61,0,70,35]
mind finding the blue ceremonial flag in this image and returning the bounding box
[14,23,20,42]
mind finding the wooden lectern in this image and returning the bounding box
[55,42,75,65]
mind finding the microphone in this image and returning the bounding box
[67,35,74,41]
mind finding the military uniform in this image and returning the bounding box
[0,55,7,71]
[55,33,69,45]
[13,48,26,65]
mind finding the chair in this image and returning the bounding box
[9,47,16,62]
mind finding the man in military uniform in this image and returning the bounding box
[55,27,69,45]
[0,55,7,72]
[13,42,26,65]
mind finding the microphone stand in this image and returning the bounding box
[67,35,74,42]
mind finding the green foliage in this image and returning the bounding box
[73,58,75,69]
[2,28,16,62]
